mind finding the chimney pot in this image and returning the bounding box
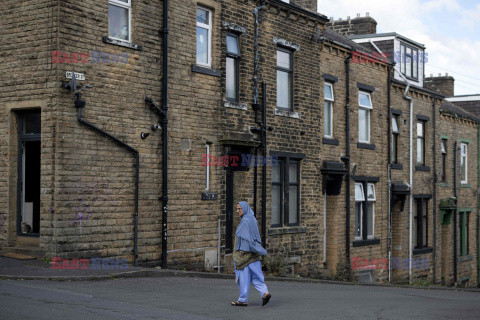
[357,13,360,17]
[366,12,370,17]
[430,73,433,77]
[446,73,448,77]
[438,73,441,76]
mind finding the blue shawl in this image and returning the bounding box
[235,201,267,255]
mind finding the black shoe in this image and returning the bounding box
[262,293,271,306]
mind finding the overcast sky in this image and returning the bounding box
[317,0,480,96]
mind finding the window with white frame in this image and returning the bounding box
[276,48,293,110]
[196,6,212,67]
[324,83,334,138]
[205,143,211,191]
[226,34,240,101]
[108,0,131,42]
[417,121,425,165]
[391,115,399,163]
[461,142,468,183]
[355,182,375,240]
[358,91,372,143]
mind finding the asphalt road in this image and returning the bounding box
[1,277,479,320]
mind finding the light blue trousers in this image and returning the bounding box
[235,260,268,303]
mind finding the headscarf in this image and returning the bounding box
[235,201,267,255]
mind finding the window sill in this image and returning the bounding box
[191,64,221,77]
[102,36,142,51]
[460,183,471,188]
[223,100,247,110]
[201,192,218,200]
[390,163,403,170]
[415,165,431,172]
[413,247,433,255]
[268,225,306,236]
[274,108,301,119]
[357,142,376,150]
[322,138,339,146]
[458,254,473,262]
[352,239,380,247]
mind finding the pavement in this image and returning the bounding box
[1,254,480,293]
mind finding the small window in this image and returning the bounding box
[416,121,425,165]
[358,91,372,143]
[276,48,293,110]
[392,116,399,163]
[460,143,468,183]
[108,0,131,42]
[324,83,334,138]
[459,211,470,256]
[441,139,447,181]
[196,6,212,67]
[226,34,240,101]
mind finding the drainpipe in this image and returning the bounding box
[261,81,267,248]
[454,141,458,285]
[394,69,413,283]
[75,92,140,267]
[478,127,480,287]
[159,0,169,269]
[387,66,392,283]
[432,97,437,283]
[252,3,265,244]
[343,53,352,280]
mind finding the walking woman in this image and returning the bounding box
[231,201,271,307]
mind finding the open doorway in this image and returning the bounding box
[17,110,41,237]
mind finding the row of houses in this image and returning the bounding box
[0,0,478,286]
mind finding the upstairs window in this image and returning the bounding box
[196,6,212,67]
[400,44,418,80]
[441,139,447,181]
[460,142,468,183]
[416,121,425,165]
[276,48,293,110]
[108,0,131,42]
[226,34,240,102]
[324,83,334,138]
[391,115,399,163]
[358,91,372,143]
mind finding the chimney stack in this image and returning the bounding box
[327,13,377,36]
[424,74,455,97]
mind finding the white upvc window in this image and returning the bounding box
[366,183,376,239]
[205,143,211,191]
[324,83,334,138]
[358,91,372,143]
[354,183,364,240]
[196,6,212,67]
[108,0,131,42]
[461,143,468,183]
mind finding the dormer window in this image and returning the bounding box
[400,43,418,80]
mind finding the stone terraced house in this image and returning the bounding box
[0,0,478,286]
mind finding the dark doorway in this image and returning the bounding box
[17,110,41,236]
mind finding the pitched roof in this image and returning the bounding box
[323,28,376,54]
[440,100,480,123]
